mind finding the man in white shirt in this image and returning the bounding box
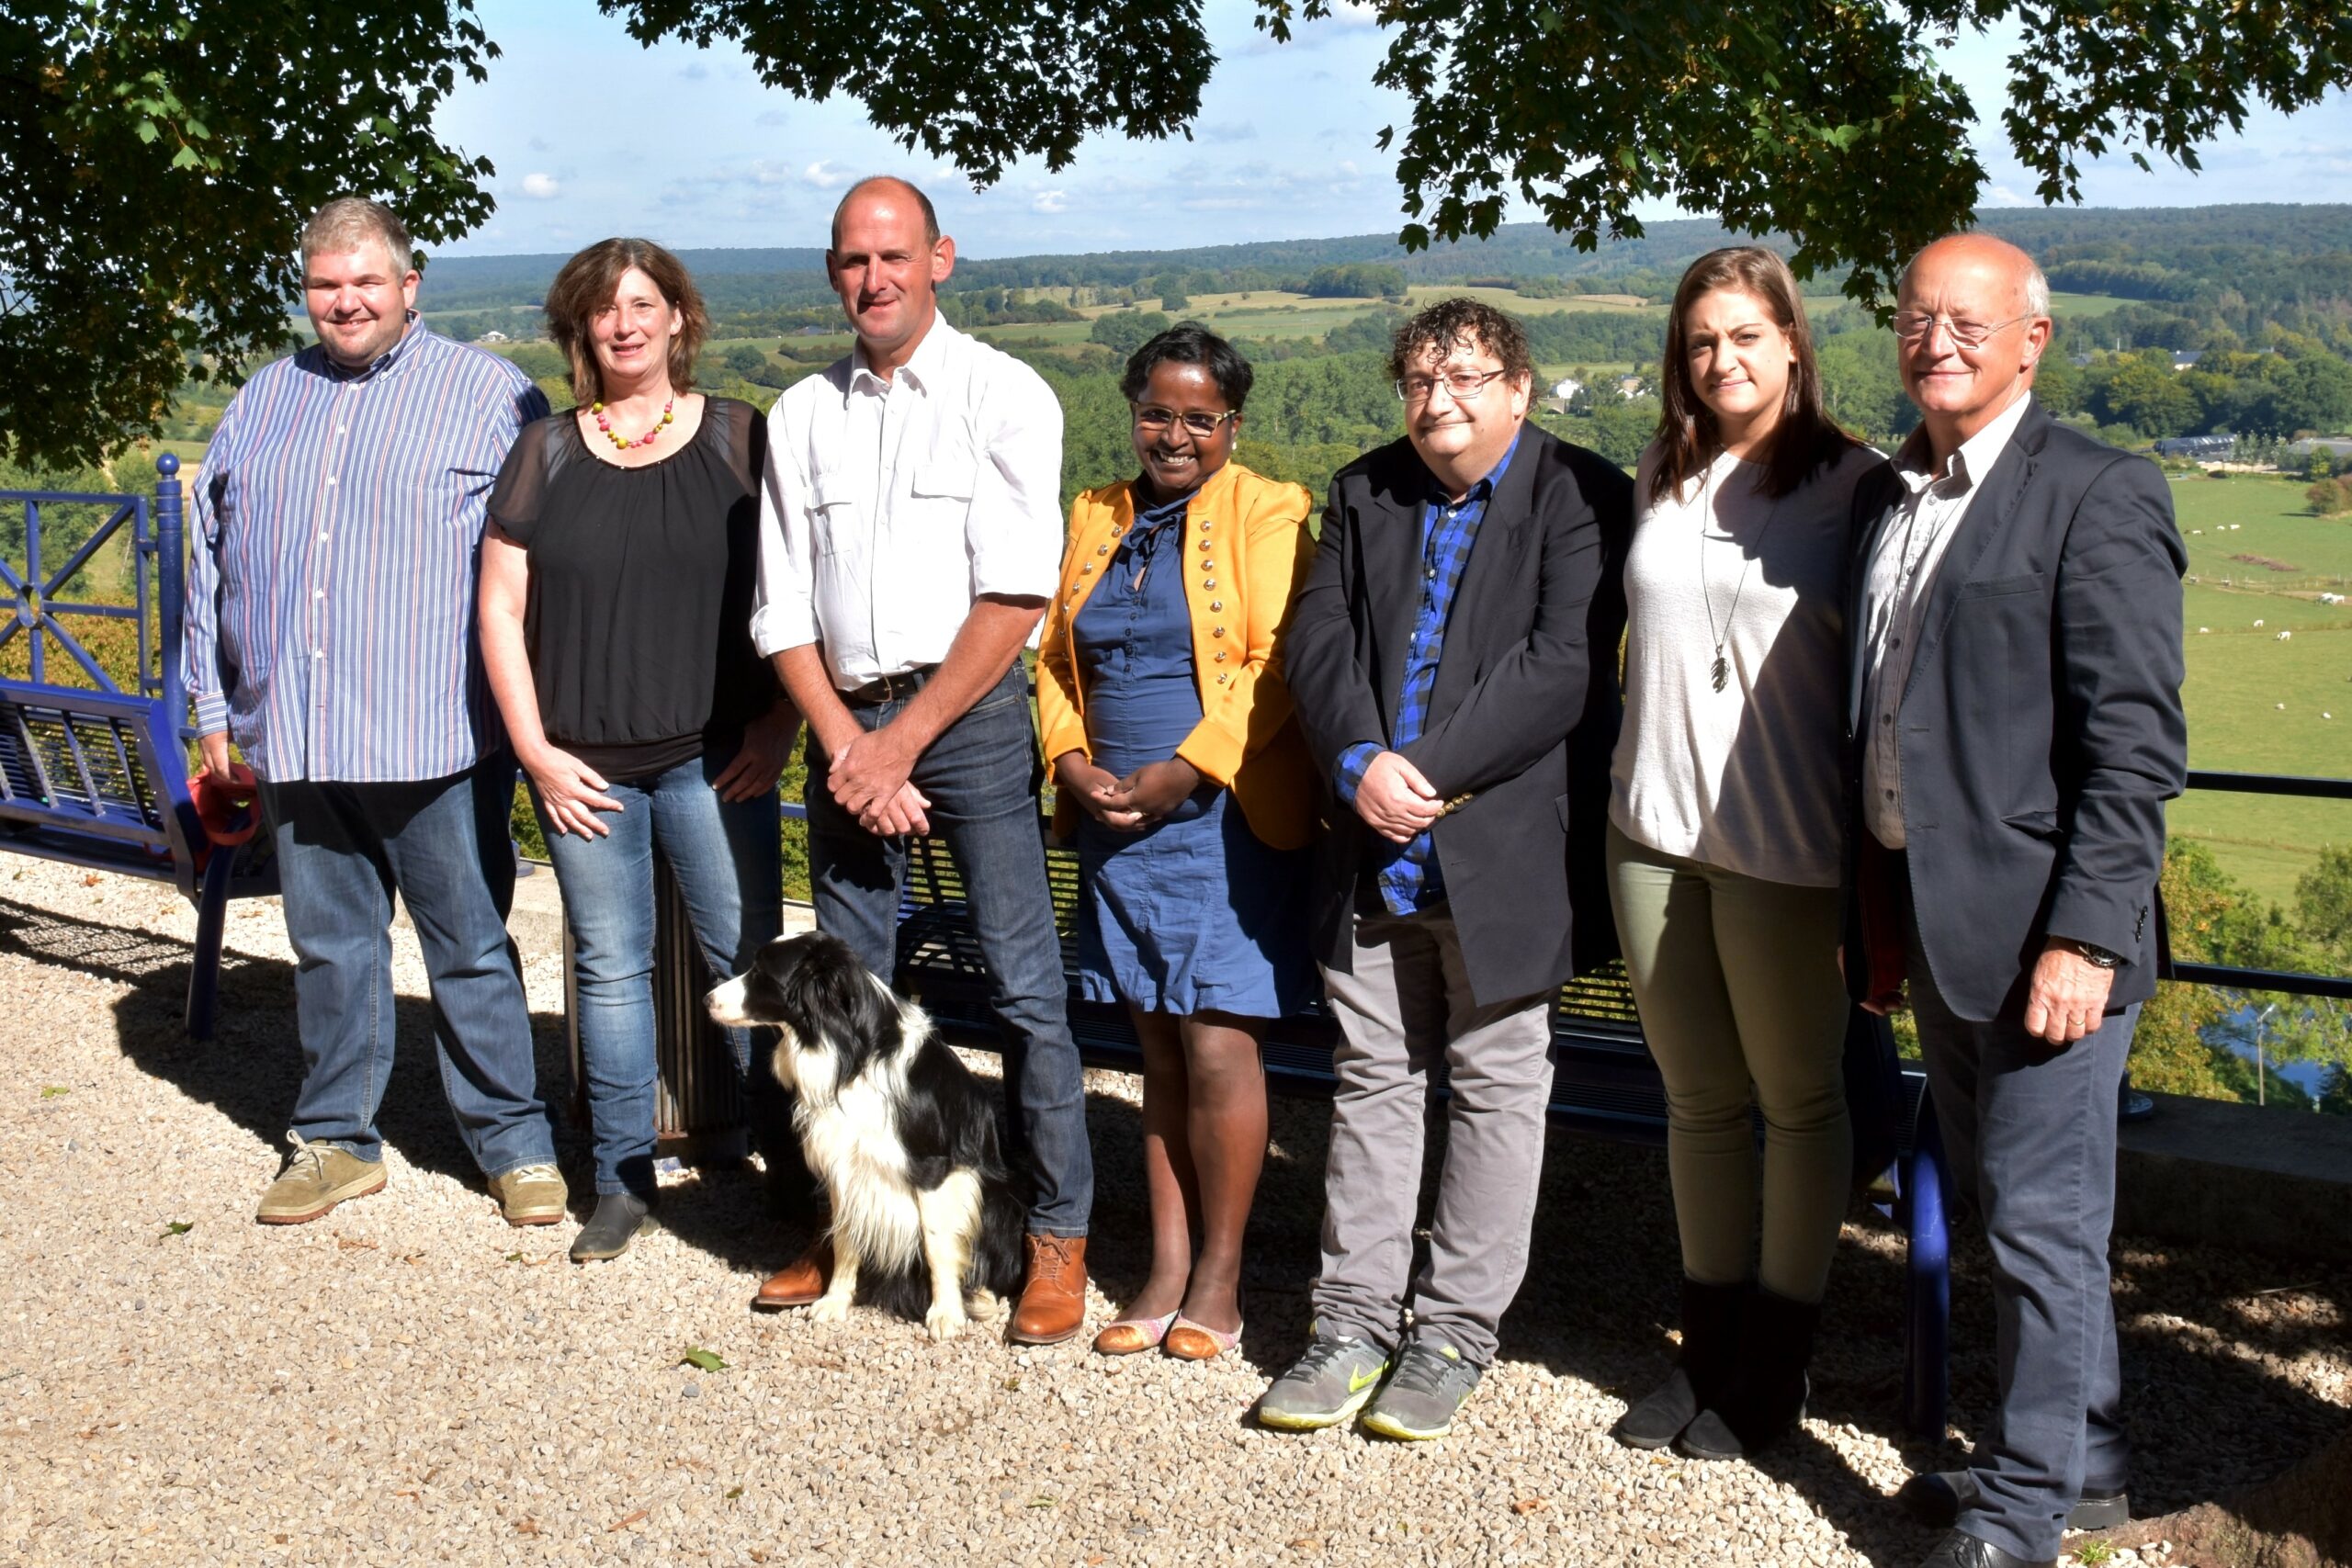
[751,176,1093,1344]
[1844,234,2186,1568]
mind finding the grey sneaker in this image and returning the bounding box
[1256,1325,1390,1431]
[256,1133,386,1224]
[1360,1337,1482,1440]
[488,1162,568,1226]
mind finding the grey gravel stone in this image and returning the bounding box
[0,855,2342,1568]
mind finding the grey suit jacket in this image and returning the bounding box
[1285,424,1632,1007]
[1841,399,2188,1021]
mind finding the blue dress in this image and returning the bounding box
[1071,486,1314,1019]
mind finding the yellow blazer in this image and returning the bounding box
[1038,459,1317,852]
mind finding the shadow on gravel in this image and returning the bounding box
[16,889,2345,1561]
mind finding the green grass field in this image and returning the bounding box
[2162,476,2352,904]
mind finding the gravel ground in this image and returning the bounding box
[0,855,2344,1567]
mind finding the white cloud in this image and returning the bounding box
[520,172,561,199]
[678,60,710,80]
[754,107,789,128]
[1982,184,2031,207]
[1204,121,1258,143]
[1032,190,1069,214]
[804,161,856,190]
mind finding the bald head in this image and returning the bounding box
[831,177,940,252]
[1894,231,2055,462]
[1898,233,2049,321]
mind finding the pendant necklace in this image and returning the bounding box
[1697,457,1781,694]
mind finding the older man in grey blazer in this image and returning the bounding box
[1844,234,2187,1568]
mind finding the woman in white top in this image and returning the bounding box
[1605,246,1878,1463]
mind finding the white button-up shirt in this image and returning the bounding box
[1859,392,2033,848]
[752,316,1064,688]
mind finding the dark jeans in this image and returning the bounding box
[260,753,555,1177]
[1905,890,2136,1565]
[803,663,1092,1236]
[537,752,786,1199]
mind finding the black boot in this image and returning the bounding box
[1677,1285,1820,1460]
[1611,1277,1745,1450]
[569,1191,655,1262]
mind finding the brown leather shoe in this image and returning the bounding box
[1007,1235,1089,1344]
[752,1237,831,1310]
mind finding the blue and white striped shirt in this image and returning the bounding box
[185,326,548,783]
[1335,430,1521,915]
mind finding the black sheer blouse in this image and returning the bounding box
[488,396,778,780]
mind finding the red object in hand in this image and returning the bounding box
[191,762,261,848]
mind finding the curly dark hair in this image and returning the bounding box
[1387,298,1534,388]
[1120,322,1254,410]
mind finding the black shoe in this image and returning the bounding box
[1676,1286,1819,1461]
[1917,1529,2054,1568]
[1611,1277,1745,1450]
[1897,1471,2130,1532]
[570,1191,654,1262]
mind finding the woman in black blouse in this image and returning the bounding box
[480,238,799,1260]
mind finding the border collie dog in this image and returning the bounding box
[706,931,1025,1340]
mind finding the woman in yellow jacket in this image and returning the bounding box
[1039,324,1317,1361]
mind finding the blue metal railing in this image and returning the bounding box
[0,453,185,721]
[2170,769,2352,1002]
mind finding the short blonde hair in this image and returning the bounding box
[300,197,414,274]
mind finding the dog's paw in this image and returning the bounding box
[925,1304,968,1342]
[808,1294,852,1325]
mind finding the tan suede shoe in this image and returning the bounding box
[488,1163,567,1226]
[256,1133,385,1225]
[1007,1235,1088,1345]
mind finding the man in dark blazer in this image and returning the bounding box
[1845,234,2187,1568]
[1261,298,1631,1441]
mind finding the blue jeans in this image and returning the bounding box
[260,752,555,1177]
[804,664,1092,1236]
[537,752,785,1199]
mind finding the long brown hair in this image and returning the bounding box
[1649,247,1855,506]
[542,238,709,406]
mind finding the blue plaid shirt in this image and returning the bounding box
[1335,430,1521,914]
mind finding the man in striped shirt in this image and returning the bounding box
[186,197,564,1230]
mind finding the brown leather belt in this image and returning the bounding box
[840,664,940,707]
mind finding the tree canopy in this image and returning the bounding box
[12,0,2352,465]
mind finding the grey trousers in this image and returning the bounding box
[1906,891,2136,1564]
[1312,905,1556,1368]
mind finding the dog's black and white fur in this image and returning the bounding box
[706,931,1025,1340]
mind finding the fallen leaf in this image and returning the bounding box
[272,1534,288,1545]
[393,1489,418,1500]
[40,1086,68,1099]
[1287,1537,1323,1553]
[335,1236,377,1252]
[514,1519,541,1537]
[725,1486,744,1500]
[678,1348,728,1372]
[609,1508,649,1532]
[157,1221,193,1240]
[1511,1497,1547,1515]
[1087,1556,1106,1565]
[1028,1496,1055,1508]
[748,1551,768,1564]
[401,1253,424,1265]
[82,874,100,886]
[1001,1376,1022,1392]
[503,1251,525,1263]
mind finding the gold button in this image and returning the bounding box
[1198,540,1211,551]
[1096,544,1109,555]
[1203,562,1216,573]
[1199,521,1213,531]
[1203,580,1216,590]
[1209,601,1224,612]
[1214,650,1227,662]
[1217,673,1230,684]
[1081,563,1093,573]
[1212,626,1226,637]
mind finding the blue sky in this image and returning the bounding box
[435,0,2352,260]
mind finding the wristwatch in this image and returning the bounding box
[2063,938,2126,969]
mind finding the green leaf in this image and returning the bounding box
[182,118,208,140]
[169,145,199,171]
[159,1220,193,1238]
[678,1348,728,1371]
[133,120,159,144]
[724,1487,743,1500]
[39,1086,68,1099]
[1028,1496,1056,1508]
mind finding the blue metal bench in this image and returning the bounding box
[871,815,1954,1440]
[0,454,275,1038]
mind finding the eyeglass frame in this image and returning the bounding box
[1395,365,1512,405]
[1130,402,1241,438]
[1891,310,2041,350]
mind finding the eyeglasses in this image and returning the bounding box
[1396,367,1510,405]
[1891,311,2037,349]
[1132,404,1239,437]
